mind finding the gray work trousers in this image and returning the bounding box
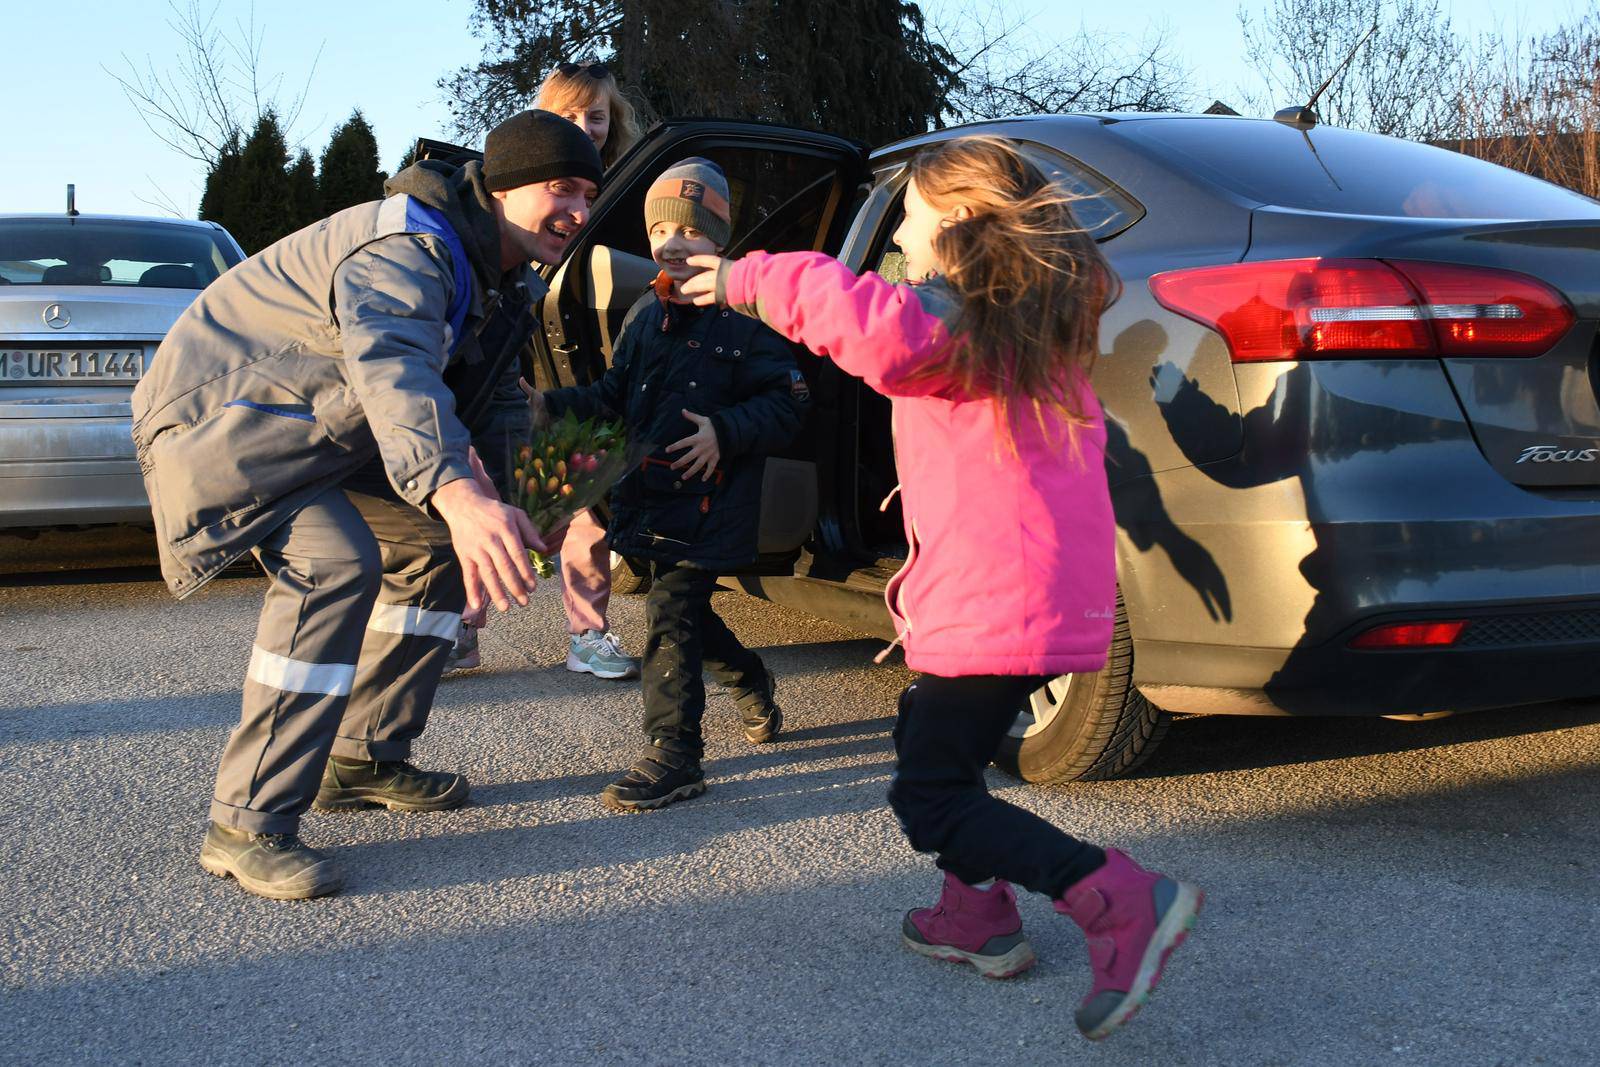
[210,466,465,834]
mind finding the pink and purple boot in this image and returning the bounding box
[901,873,1037,979]
[1055,848,1203,1040]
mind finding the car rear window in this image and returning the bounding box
[1115,118,1600,220]
[0,218,242,288]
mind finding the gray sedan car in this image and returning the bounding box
[0,213,243,527]
[498,114,1600,781]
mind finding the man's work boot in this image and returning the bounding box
[1055,848,1203,1041]
[902,873,1037,979]
[314,757,470,813]
[735,669,783,745]
[199,822,343,901]
[600,741,706,812]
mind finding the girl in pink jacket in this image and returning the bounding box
[682,136,1201,1041]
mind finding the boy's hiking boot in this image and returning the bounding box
[601,742,706,812]
[902,873,1037,979]
[735,670,782,744]
[314,757,470,813]
[1055,848,1203,1041]
[444,620,480,672]
[567,630,640,680]
[199,822,343,900]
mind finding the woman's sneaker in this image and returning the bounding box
[567,630,640,679]
[600,742,706,811]
[199,822,344,900]
[444,620,480,673]
[901,873,1037,979]
[1055,848,1203,1041]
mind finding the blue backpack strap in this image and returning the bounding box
[389,197,474,358]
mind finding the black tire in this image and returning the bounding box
[609,551,652,595]
[993,591,1170,783]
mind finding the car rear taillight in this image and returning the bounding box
[1348,620,1469,650]
[1149,259,1574,363]
[1387,260,1576,358]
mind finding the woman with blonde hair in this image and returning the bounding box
[535,61,642,169]
[448,60,647,679]
[535,61,644,679]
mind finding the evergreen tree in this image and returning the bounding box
[198,132,244,234]
[287,149,321,230]
[441,0,957,145]
[319,110,387,215]
[201,112,294,255]
[394,143,419,174]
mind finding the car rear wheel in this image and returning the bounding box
[993,591,1170,783]
[609,550,651,595]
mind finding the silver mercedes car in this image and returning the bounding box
[0,212,244,527]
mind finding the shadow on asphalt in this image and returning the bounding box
[471,720,894,811]
[340,750,897,899]
[1130,698,1600,779]
[0,692,242,745]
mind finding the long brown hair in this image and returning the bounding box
[906,135,1120,443]
[534,62,642,169]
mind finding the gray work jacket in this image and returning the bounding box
[131,161,543,597]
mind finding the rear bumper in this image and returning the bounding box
[0,413,149,527]
[0,459,150,526]
[1136,600,1600,715]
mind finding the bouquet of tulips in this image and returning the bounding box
[509,410,633,578]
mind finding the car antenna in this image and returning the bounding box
[66,183,79,219]
[1274,20,1378,129]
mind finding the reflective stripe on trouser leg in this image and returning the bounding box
[212,489,382,835]
[331,487,466,762]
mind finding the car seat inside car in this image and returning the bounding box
[138,263,202,288]
[41,263,108,285]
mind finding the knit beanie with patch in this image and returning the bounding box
[483,109,604,192]
[644,157,732,247]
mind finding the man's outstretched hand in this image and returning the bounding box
[431,476,553,614]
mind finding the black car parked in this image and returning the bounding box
[429,111,1600,783]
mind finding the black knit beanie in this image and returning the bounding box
[483,109,604,192]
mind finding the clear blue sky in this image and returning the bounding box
[0,0,1563,217]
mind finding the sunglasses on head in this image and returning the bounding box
[557,61,610,80]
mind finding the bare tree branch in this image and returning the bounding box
[943,15,1194,121]
[1450,14,1600,197]
[102,0,322,168]
[134,180,189,219]
[1236,0,1462,138]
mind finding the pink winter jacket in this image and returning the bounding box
[720,251,1116,677]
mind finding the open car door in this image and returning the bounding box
[531,120,872,572]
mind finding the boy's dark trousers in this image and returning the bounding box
[641,560,769,757]
[888,674,1107,899]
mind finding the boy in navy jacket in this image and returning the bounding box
[536,158,806,810]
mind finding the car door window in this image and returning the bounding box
[837,141,1143,557]
[1017,144,1144,241]
[861,146,1143,283]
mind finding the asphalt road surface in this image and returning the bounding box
[3,529,1597,1066]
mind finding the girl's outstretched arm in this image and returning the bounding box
[688,251,958,398]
